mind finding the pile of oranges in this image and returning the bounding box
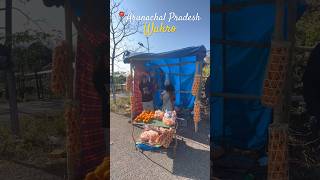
[134,111,155,123]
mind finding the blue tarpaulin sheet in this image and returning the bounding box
[211,0,306,149]
[124,46,206,109]
[70,0,84,17]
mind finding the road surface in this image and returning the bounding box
[110,112,210,180]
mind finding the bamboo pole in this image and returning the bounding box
[130,64,133,122]
[221,0,227,143]
[267,1,289,180]
[64,1,75,179]
[272,0,285,124]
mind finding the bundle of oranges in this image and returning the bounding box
[85,156,110,180]
[192,74,201,96]
[51,41,69,96]
[193,101,201,123]
[134,111,155,123]
[126,75,133,92]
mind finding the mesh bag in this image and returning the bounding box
[262,41,290,107]
[51,41,70,96]
[193,100,201,132]
[268,124,289,180]
[162,129,175,148]
[126,75,133,92]
[193,100,201,123]
[85,156,110,180]
[192,74,201,96]
[64,104,81,172]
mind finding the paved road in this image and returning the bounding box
[0,100,210,179]
[110,113,210,180]
[0,160,63,180]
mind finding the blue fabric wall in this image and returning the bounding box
[124,46,206,110]
[145,56,197,109]
[211,0,305,149]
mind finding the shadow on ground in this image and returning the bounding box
[167,139,210,180]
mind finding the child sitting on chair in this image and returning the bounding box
[161,83,175,112]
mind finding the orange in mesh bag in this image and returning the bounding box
[193,101,201,123]
[126,75,133,92]
[51,41,70,96]
[156,128,174,148]
[192,74,201,96]
[262,41,290,107]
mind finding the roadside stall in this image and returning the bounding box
[124,46,206,156]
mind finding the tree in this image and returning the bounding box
[10,30,54,72]
[1,30,56,101]
[110,0,140,104]
[112,71,127,84]
[296,0,320,46]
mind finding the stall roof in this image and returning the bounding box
[123,45,207,64]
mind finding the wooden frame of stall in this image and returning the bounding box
[211,0,299,179]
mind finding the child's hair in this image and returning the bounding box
[165,84,175,93]
[165,84,175,103]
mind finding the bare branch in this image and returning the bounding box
[12,7,44,32]
[114,51,125,59]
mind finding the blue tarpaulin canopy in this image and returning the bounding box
[124,46,206,109]
[211,0,306,150]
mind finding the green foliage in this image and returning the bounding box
[1,30,54,73]
[0,113,65,160]
[21,113,65,146]
[112,71,127,84]
[10,30,53,46]
[296,0,320,46]
[11,30,53,73]
[0,126,33,160]
[203,64,210,78]
[110,97,131,117]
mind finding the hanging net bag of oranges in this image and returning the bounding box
[51,41,70,96]
[193,100,201,132]
[261,41,290,107]
[126,74,133,92]
[192,74,201,96]
[85,156,110,180]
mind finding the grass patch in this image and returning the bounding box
[110,96,131,117]
[0,112,65,161]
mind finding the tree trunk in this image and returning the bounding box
[34,71,40,100]
[111,49,117,104]
[39,73,43,99]
[6,0,19,136]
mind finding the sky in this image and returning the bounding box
[113,0,210,72]
[0,1,210,73]
[0,1,75,46]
